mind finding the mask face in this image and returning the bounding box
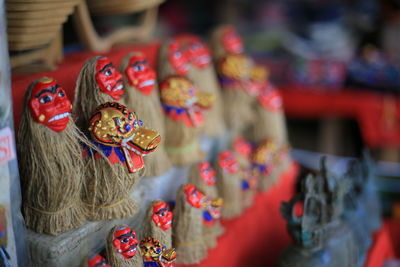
[184,184,206,209]
[160,76,198,108]
[87,254,111,267]
[151,201,173,231]
[28,77,71,132]
[112,226,139,259]
[139,237,165,262]
[125,53,156,95]
[95,58,124,100]
[168,40,190,75]
[186,37,211,69]
[234,137,252,159]
[222,27,244,54]
[259,87,282,111]
[199,162,216,186]
[218,150,239,174]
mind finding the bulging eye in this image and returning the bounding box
[174,51,181,58]
[122,238,129,243]
[40,95,53,103]
[156,248,162,253]
[133,65,144,71]
[124,124,132,132]
[58,90,65,97]
[105,69,112,76]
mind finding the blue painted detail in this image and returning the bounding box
[203,210,213,222]
[162,103,185,115]
[241,180,250,190]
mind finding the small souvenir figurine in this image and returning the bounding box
[157,38,190,81]
[232,137,258,208]
[82,102,160,220]
[215,150,243,219]
[159,76,214,166]
[188,162,224,249]
[173,184,208,264]
[106,225,143,267]
[86,254,111,267]
[175,34,226,137]
[73,56,125,129]
[142,200,173,248]
[120,52,172,177]
[251,139,277,191]
[279,159,357,267]
[17,77,87,235]
[139,237,176,267]
[249,64,289,146]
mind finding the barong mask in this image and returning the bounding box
[113,226,139,259]
[96,58,124,100]
[152,200,173,231]
[124,53,156,95]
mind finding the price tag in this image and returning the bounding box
[0,127,15,165]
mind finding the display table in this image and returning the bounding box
[280,87,400,149]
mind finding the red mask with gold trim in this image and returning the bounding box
[186,36,211,69]
[124,53,156,95]
[199,162,216,186]
[218,150,239,174]
[184,184,207,209]
[87,254,111,267]
[168,40,189,75]
[28,77,71,132]
[221,27,244,54]
[95,57,124,100]
[233,136,252,160]
[113,226,139,259]
[88,102,160,173]
[151,200,173,231]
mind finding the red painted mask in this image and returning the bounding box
[199,162,216,186]
[87,254,111,267]
[151,200,173,231]
[28,77,71,132]
[187,37,211,69]
[113,226,139,259]
[95,57,124,100]
[233,136,252,159]
[184,184,206,209]
[168,40,190,75]
[222,27,244,54]
[125,53,156,95]
[218,150,239,174]
[259,86,282,112]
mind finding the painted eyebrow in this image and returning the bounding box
[99,63,113,73]
[132,60,147,66]
[155,208,168,214]
[35,85,59,98]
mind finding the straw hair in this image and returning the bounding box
[187,62,225,137]
[221,88,254,136]
[164,117,204,166]
[73,56,125,130]
[121,52,172,177]
[210,25,232,63]
[250,104,288,145]
[17,80,86,235]
[81,156,140,221]
[188,163,224,250]
[231,152,255,209]
[173,186,207,264]
[215,165,243,219]
[141,200,172,248]
[106,225,144,267]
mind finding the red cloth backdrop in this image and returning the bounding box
[280,87,400,149]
